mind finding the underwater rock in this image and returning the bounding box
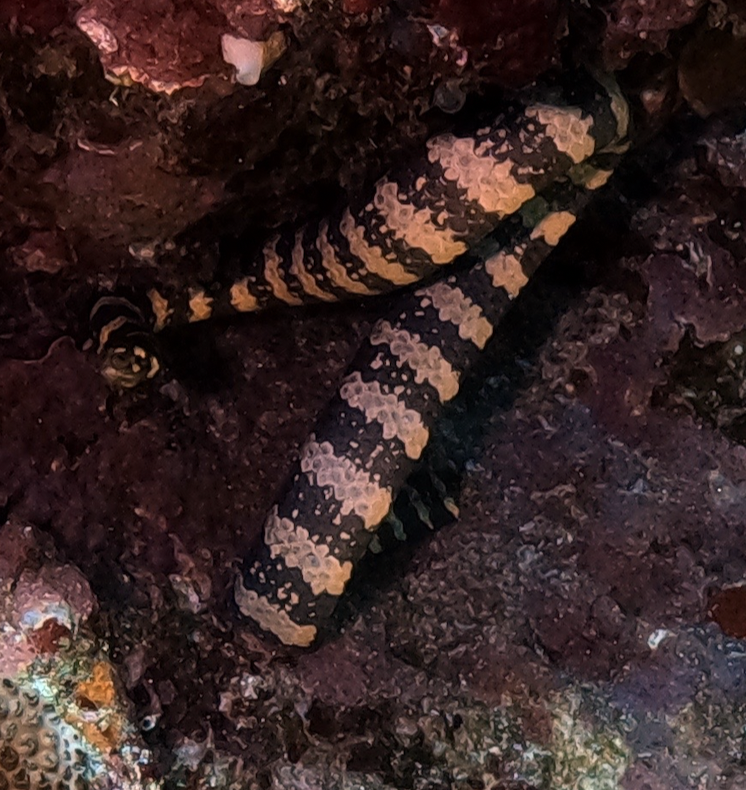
[0,522,159,790]
[600,0,706,69]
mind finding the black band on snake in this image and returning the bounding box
[92,70,631,644]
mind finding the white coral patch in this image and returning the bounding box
[220,33,286,86]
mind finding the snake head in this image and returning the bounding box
[99,339,160,389]
[90,296,160,389]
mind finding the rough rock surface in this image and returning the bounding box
[0,522,158,790]
[598,0,708,69]
[2,1,746,789]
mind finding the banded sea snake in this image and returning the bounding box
[92,71,631,647]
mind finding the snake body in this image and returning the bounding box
[93,72,631,646]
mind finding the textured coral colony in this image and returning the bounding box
[2,0,746,789]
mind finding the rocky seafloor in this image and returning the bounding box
[2,1,746,788]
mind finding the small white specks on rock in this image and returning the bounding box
[647,628,675,650]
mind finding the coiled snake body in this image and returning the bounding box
[92,71,630,646]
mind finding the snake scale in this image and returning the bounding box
[92,70,631,646]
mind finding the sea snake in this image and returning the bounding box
[92,71,630,646]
